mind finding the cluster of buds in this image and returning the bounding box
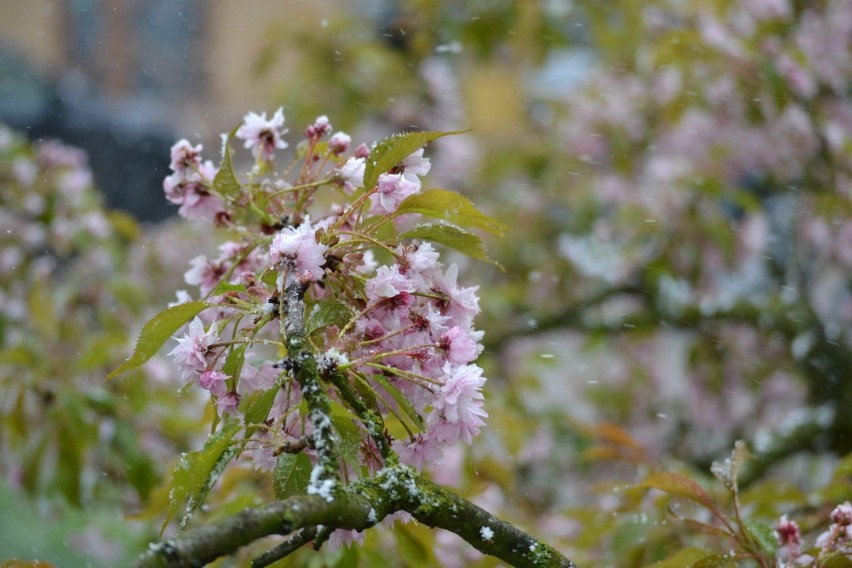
[775,502,852,565]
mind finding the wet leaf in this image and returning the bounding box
[401,223,499,266]
[273,452,311,500]
[108,301,208,379]
[214,125,242,198]
[331,404,362,470]
[210,281,247,296]
[307,298,354,335]
[394,189,505,235]
[638,471,718,514]
[365,373,424,431]
[363,130,467,190]
[162,422,241,535]
[243,386,280,425]
[744,520,777,556]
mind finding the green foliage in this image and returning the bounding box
[108,301,209,379]
[213,126,243,199]
[394,188,506,235]
[307,298,354,336]
[162,421,242,535]
[638,472,719,515]
[401,223,496,265]
[361,371,424,432]
[330,404,364,473]
[363,130,467,190]
[273,452,312,500]
[242,386,280,425]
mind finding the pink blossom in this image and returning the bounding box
[400,242,440,274]
[423,302,451,335]
[184,255,222,296]
[169,139,203,174]
[236,108,288,161]
[402,147,431,182]
[216,392,240,415]
[199,369,228,397]
[429,363,487,444]
[353,143,370,159]
[382,510,413,528]
[817,502,852,552]
[305,115,332,141]
[168,317,218,383]
[775,515,802,562]
[441,326,483,365]
[326,528,365,551]
[394,433,443,470]
[163,160,224,222]
[168,290,193,307]
[365,264,417,301]
[270,218,328,281]
[338,157,365,193]
[831,502,852,526]
[429,264,481,327]
[238,360,280,394]
[328,132,351,154]
[369,173,419,215]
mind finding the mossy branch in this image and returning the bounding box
[280,265,340,492]
[133,465,575,568]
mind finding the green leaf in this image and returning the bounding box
[213,126,242,198]
[401,223,498,265]
[366,373,424,431]
[744,520,777,556]
[638,471,718,514]
[221,343,247,383]
[823,553,852,568]
[363,130,467,190]
[243,386,280,425]
[161,422,241,535]
[307,298,354,335]
[330,404,362,470]
[644,548,725,568]
[210,280,247,296]
[108,301,208,379]
[273,452,312,500]
[394,189,506,235]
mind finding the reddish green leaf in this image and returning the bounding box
[644,547,728,568]
[638,471,718,513]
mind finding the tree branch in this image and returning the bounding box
[133,466,576,568]
[280,265,341,493]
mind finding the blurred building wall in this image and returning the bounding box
[0,0,337,219]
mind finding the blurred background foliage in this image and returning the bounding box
[1,0,852,565]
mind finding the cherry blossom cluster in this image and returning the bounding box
[0,124,113,325]
[162,139,224,221]
[774,502,852,565]
[163,107,489,473]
